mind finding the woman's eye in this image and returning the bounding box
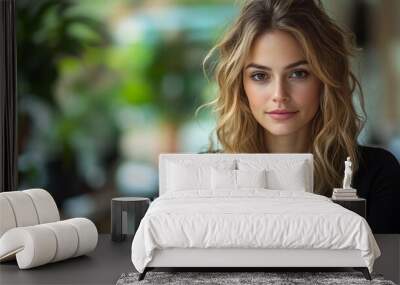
[289,70,309,79]
[250,73,268,81]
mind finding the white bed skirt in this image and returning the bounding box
[148,248,366,268]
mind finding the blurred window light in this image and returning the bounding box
[116,161,158,198]
[113,5,237,45]
[63,194,96,218]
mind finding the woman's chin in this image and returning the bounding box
[265,127,298,137]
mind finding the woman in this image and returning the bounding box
[198,0,400,233]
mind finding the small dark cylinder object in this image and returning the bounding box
[111,197,150,242]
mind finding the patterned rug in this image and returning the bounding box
[116,271,396,285]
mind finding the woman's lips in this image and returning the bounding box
[266,111,299,120]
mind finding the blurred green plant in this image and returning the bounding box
[17,0,109,104]
[17,0,235,205]
[16,0,115,202]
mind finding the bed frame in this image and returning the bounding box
[138,154,372,281]
[140,248,371,280]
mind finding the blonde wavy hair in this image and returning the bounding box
[197,0,366,196]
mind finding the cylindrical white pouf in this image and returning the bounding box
[0,226,57,269]
[23,189,60,223]
[42,221,79,262]
[1,192,39,227]
[63,218,98,257]
[0,196,17,237]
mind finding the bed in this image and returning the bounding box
[131,153,381,281]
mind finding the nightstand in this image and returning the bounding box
[331,198,366,218]
[111,197,150,242]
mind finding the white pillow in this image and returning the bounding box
[166,159,236,192]
[237,169,267,188]
[211,168,236,190]
[238,159,309,191]
[167,162,210,191]
[266,160,308,191]
[211,168,267,190]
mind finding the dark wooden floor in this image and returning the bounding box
[0,234,398,284]
[0,234,134,285]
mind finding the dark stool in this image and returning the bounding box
[111,197,150,242]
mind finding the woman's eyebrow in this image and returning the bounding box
[245,60,308,70]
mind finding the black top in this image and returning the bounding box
[353,145,400,233]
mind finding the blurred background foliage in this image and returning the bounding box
[16,0,400,232]
[16,0,235,231]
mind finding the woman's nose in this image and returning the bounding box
[272,79,290,103]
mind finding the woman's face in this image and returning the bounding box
[243,30,321,137]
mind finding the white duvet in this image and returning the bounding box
[131,189,380,273]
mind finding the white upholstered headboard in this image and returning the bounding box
[159,153,313,196]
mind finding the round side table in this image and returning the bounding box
[111,197,150,242]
